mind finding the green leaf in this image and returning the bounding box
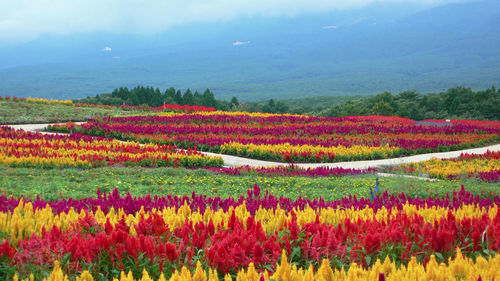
[290,246,301,262]
[365,255,371,266]
[263,264,274,273]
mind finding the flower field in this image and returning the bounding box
[393,150,500,182]
[0,126,222,168]
[51,112,500,162]
[1,104,499,280]
[1,185,499,281]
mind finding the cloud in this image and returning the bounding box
[0,0,476,44]
[322,25,338,29]
[102,46,112,51]
[233,41,250,46]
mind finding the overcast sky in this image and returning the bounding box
[0,0,474,44]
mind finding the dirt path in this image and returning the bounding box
[6,123,500,170]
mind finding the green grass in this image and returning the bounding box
[0,100,144,124]
[1,166,498,201]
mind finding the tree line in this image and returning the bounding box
[76,85,499,120]
[321,86,500,120]
[241,86,499,120]
[75,86,239,110]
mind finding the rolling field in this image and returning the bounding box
[0,99,499,281]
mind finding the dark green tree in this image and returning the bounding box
[275,101,289,113]
[165,87,176,102]
[174,90,183,104]
[262,99,276,113]
[182,89,194,105]
[193,91,202,106]
[202,89,217,108]
[230,96,239,109]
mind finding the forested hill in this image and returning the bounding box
[1,0,499,100]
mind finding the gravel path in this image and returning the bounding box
[202,145,500,169]
[6,123,500,170]
[7,122,84,132]
[376,172,439,181]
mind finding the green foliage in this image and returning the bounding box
[238,96,358,115]
[371,101,393,116]
[182,89,194,105]
[230,96,239,109]
[71,84,500,120]
[75,86,230,110]
[322,86,500,120]
[232,86,499,120]
[260,99,289,114]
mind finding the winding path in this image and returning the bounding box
[200,145,500,169]
[6,123,500,172]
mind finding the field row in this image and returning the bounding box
[0,127,222,168]
[391,150,500,182]
[1,186,499,281]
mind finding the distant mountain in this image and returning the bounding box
[0,0,499,101]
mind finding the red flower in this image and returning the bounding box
[0,239,15,261]
[363,233,381,255]
[165,242,178,262]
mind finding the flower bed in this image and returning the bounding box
[0,186,499,280]
[393,150,500,182]
[0,126,222,168]
[51,112,500,163]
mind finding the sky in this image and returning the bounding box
[0,0,475,45]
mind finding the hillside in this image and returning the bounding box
[0,0,499,100]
